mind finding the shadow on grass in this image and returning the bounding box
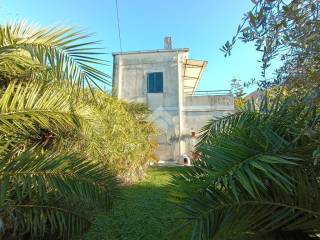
[82,167,192,240]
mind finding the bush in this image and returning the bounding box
[67,90,157,182]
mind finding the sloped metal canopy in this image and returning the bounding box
[183,59,207,95]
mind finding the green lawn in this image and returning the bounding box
[83,166,191,240]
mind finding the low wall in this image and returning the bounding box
[184,95,234,110]
[180,94,235,159]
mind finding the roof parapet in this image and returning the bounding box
[112,48,189,56]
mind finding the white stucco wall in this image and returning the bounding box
[180,95,234,156]
[112,49,234,163]
[113,50,188,162]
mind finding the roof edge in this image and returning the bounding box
[192,60,208,94]
[112,48,189,56]
[183,59,208,95]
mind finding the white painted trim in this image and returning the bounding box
[183,105,234,112]
[153,107,179,111]
[112,48,189,56]
[151,106,234,112]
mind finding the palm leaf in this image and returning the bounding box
[0,148,119,238]
[0,81,96,140]
[182,184,320,240]
[0,21,111,88]
[172,93,320,240]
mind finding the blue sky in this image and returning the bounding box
[0,0,275,92]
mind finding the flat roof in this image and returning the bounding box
[112,48,189,56]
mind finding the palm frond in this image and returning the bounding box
[182,183,320,240]
[0,148,119,238]
[0,81,95,140]
[0,21,111,88]
[172,92,320,240]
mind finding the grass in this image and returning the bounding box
[83,166,191,240]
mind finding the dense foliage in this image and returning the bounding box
[68,91,157,181]
[171,93,320,240]
[222,0,319,93]
[171,1,320,239]
[0,22,156,239]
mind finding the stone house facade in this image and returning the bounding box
[112,39,234,164]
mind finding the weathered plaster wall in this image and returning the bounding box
[113,50,188,162]
[113,50,235,163]
[113,51,187,106]
[180,95,234,156]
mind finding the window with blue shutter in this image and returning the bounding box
[147,72,163,93]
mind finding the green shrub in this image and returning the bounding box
[68,91,157,182]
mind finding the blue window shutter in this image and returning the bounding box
[147,72,163,93]
[147,73,153,93]
[155,72,163,92]
[147,73,151,93]
[151,73,156,92]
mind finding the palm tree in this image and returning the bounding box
[0,81,120,239]
[171,93,320,240]
[0,22,120,239]
[0,21,157,238]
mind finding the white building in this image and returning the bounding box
[112,38,234,164]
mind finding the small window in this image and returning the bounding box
[147,72,163,93]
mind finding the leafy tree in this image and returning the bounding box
[230,78,246,109]
[171,93,320,240]
[230,78,245,98]
[221,0,320,93]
